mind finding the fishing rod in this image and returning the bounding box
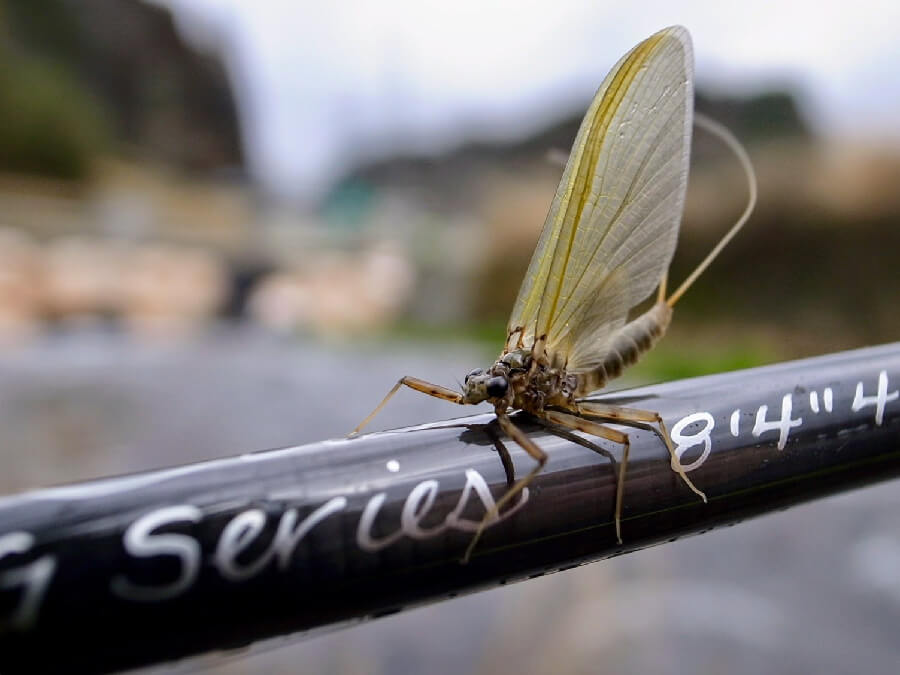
[1,342,898,674]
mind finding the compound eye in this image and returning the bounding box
[464,368,484,383]
[485,376,508,398]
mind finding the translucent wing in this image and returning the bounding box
[505,26,693,372]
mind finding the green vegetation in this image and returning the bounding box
[0,53,109,179]
[0,0,110,179]
[374,318,506,356]
[628,339,776,382]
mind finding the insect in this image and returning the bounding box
[352,26,757,561]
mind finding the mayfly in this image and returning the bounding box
[352,26,757,560]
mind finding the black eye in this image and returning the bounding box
[465,368,484,383]
[485,376,508,398]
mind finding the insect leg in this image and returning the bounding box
[350,376,463,437]
[462,412,546,563]
[530,333,549,367]
[505,325,524,352]
[575,400,707,503]
[541,409,629,544]
[481,423,516,488]
[529,415,617,465]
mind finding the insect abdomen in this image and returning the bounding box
[576,302,673,396]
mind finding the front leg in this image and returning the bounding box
[462,411,547,563]
[350,376,464,437]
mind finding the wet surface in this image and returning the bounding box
[1,330,898,674]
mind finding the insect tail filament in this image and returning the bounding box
[666,112,758,307]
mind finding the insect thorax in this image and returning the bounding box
[492,349,577,413]
[480,302,673,407]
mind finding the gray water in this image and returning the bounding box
[1,329,897,674]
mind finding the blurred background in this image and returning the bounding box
[1,0,899,673]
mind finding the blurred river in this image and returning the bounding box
[1,330,898,674]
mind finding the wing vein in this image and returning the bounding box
[548,98,685,335]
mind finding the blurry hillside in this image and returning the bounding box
[0,0,241,179]
[0,0,897,368]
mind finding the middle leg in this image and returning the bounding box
[540,409,630,544]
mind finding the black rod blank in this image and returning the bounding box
[1,343,899,673]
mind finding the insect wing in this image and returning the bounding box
[505,26,693,371]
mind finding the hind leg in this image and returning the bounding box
[573,400,707,502]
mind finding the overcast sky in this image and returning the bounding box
[152,0,900,203]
